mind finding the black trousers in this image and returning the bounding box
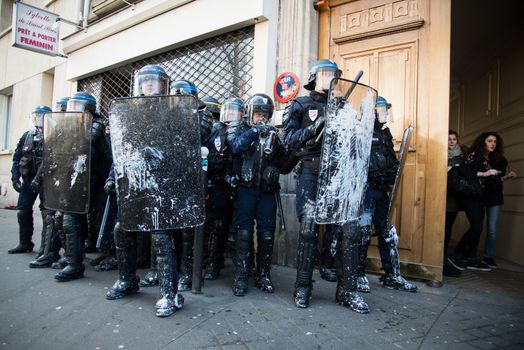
[452,196,485,260]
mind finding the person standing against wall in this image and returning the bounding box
[480,132,517,269]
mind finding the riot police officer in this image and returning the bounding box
[201,97,235,280]
[281,59,369,313]
[356,96,417,293]
[8,106,52,255]
[55,92,112,281]
[107,65,185,318]
[29,98,70,268]
[168,79,213,291]
[227,93,284,296]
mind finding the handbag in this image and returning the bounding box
[447,165,483,196]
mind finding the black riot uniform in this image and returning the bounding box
[203,111,234,280]
[29,99,69,268]
[167,80,214,292]
[357,96,417,293]
[107,65,187,318]
[8,106,52,255]
[55,93,112,282]
[228,94,284,296]
[280,59,369,313]
[89,126,118,272]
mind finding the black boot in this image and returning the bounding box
[319,225,337,282]
[293,218,317,308]
[84,207,100,253]
[153,232,184,317]
[93,218,117,271]
[378,226,418,292]
[232,230,251,296]
[55,214,85,282]
[255,231,275,293]
[30,212,60,268]
[177,229,193,291]
[35,211,47,258]
[106,223,140,300]
[8,210,34,254]
[140,245,158,287]
[204,220,224,280]
[356,225,372,293]
[337,223,369,314]
[51,212,68,269]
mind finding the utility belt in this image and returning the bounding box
[300,157,320,175]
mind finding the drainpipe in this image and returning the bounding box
[82,0,92,29]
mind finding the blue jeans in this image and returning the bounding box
[484,205,502,258]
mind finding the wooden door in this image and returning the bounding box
[319,0,451,280]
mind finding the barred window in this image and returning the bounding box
[78,26,254,116]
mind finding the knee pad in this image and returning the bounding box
[257,231,274,243]
[298,218,318,242]
[341,222,360,242]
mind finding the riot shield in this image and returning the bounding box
[42,112,92,214]
[315,78,377,224]
[387,124,414,223]
[109,95,205,231]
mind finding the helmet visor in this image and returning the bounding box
[376,105,393,123]
[134,73,169,96]
[251,111,270,125]
[30,112,45,128]
[316,69,339,91]
[53,102,66,112]
[220,104,243,124]
[169,85,198,97]
[67,99,88,112]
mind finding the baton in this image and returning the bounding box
[192,146,209,294]
[96,195,111,249]
[313,70,365,145]
[275,191,286,232]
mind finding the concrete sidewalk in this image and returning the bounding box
[0,208,523,350]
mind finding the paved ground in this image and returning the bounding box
[1,208,523,350]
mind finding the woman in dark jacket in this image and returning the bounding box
[443,130,467,276]
[481,132,517,268]
[449,132,502,271]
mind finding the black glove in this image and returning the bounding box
[254,123,269,137]
[307,116,326,137]
[30,179,41,193]
[12,180,22,193]
[104,180,116,194]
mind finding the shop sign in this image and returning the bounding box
[12,2,59,57]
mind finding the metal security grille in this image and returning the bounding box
[78,26,254,116]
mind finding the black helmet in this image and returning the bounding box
[304,59,342,91]
[133,64,170,96]
[67,92,97,113]
[201,96,221,120]
[220,97,245,124]
[246,93,274,125]
[170,80,198,98]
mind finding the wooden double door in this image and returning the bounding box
[319,0,451,280]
